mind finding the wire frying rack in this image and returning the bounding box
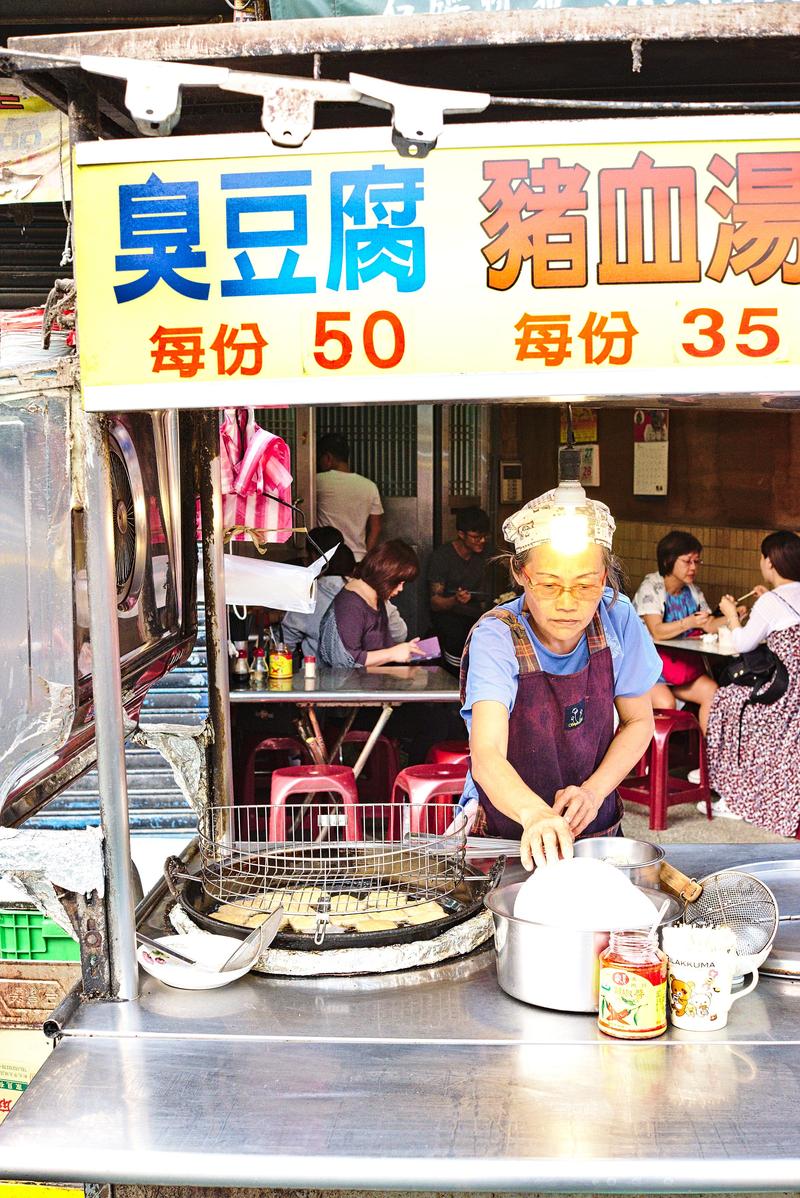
[197,801,469,935]
[683,870,778,958]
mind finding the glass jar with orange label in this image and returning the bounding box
[598,930,667,1040]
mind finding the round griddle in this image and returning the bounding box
[738,859,800,979]
[165,858,500,952]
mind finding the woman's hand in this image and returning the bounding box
[753,585,768,598]
[519,805,574,870]
[719,594,741,626]
[390,638,424,663]
[686,610,712,630]
[553,783,602,838]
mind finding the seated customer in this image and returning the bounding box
[427,507,490,670]
[706,530,800,830]
[282,527,408,660]
[633,530,725,733]
[319,539,424,668]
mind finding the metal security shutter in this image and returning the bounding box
[28,606,207,835]
[318,405,417,499]
[0,203,71,310]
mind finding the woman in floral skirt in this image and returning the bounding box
[707,531,800,834]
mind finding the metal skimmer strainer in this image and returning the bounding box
[683,870,779,970]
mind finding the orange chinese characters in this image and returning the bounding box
[706,151,800,285]
[578,311,638,365]
[598,152,700,285]
[211,322,269,376]
[150,326,204,377]
[515,314,572,365]
[480,157,589,291]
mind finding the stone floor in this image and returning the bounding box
[621,798,793,846]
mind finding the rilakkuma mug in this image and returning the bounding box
[663,924,757,1031]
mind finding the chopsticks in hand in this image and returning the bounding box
[735,589,758,604]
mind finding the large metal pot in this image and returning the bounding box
[573,836,665,890]
[484,881,682,1013]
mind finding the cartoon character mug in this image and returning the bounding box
[662,924,758,1031]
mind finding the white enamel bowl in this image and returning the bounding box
[136,932,258,990]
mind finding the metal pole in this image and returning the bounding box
[197,411,235,831]
[82,412,139,1001]
[68,79,138,1002]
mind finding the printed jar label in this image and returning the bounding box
[269,652,293,679]
[598,966,667,1039]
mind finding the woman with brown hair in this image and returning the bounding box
[318,539,425,668]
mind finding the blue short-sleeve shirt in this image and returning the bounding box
[459,590,661,803]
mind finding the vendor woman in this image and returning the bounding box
[460,490,661,870]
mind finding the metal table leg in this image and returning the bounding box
[352,704,396,779]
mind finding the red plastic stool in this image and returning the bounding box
[269,765,362,842]
[242,736,310,808]
[618,709,712,832]
[391,762,469,836]
[425,740,471,767]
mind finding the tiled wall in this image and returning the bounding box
[615,521,769,606]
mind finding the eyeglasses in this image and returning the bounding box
[522,570,604,603]
[464,531,488,542]
[676,555,703,566]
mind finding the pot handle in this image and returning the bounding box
[659,861,702,903]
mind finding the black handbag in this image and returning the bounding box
[719,645,788,706]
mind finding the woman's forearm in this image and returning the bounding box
[584,712,654,802]
[364,645,402,666]
[471,745,550,827]
[644,615,691,639]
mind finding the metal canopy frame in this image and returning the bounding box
[7,7,800,142]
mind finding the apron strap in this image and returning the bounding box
[459,607,541,705]
[586,608,608,654]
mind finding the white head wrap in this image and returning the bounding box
[502,488,616,555]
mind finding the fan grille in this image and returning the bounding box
[110,442,137,600]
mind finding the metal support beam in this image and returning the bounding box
[69,78,137,1002]
[197,411,235,829]
[81,411,139,1002]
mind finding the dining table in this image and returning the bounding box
[229,663,462,777]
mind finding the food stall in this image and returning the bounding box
[2,9,800,1194]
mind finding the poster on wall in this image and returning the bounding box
[560,408,598,444]
[0,79,70,204]
[633,410,669,495]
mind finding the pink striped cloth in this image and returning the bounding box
[196,409,293,543]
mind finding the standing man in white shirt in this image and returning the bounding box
[315,433,384,561]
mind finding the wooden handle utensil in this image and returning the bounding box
[659,861,703,903]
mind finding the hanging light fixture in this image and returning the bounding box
[548,407,591,556]
[501,408,614,559]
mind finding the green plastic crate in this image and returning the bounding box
[0,908,80,962]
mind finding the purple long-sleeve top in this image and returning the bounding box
[318,587,391,667]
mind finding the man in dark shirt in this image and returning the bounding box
[427,506,490,670]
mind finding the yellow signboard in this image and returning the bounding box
[72,117,800,410]
[0,79,70,205]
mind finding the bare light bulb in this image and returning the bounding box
[548,510,590,555]
[548,478,590,555]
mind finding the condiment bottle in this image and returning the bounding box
[232,648,250,688]
[598,930,667,1040]
[268,642,293,680]
[304,654,317,679]
[250,646,268,688]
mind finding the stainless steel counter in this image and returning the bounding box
[2,843,800,1192]
[229,663,460,704]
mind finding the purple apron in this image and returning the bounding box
[460,605,623,839]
